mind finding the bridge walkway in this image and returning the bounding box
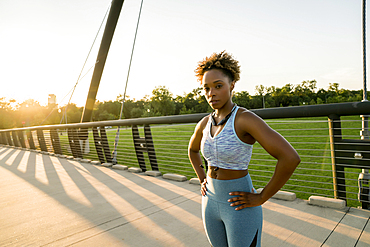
[0,146,369,246]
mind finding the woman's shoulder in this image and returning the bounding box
[235,106,256,119]
[197,114,210,130]
[235,106,265,128]
[192,114,210,134]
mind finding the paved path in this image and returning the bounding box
[0,146,369,246]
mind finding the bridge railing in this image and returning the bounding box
[0,101,369,208]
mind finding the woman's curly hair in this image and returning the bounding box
[195,51,240,83]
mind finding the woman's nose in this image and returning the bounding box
[208,88,216,96]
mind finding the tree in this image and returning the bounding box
[60,103,83,123]
[1,81,367,129]
[16,99,46,127]
[233,91,250,109]
[130,107,143,118]
[271,84,293,107]
[93,100,121,121]
[150,86,175,116]
[0,98,15,129]
[328,82,340,94]
[179,87,211,114]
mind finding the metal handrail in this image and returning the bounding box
[1,101,369,132]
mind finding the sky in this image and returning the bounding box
[0,0,367,107]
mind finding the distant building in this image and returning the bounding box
[48,94,56,105]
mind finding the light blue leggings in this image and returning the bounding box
[202,174,263,247]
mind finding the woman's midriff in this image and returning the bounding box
[207,166,248,180]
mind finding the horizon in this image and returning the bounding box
[2,80,364,108]
[1,0,367,107]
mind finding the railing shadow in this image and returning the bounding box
[0,146,206,246]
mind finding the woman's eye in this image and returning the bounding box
[216,84,222,89]
[203,87,209,91]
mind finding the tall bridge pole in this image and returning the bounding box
[361,0,369,140]
[81,0,125,123]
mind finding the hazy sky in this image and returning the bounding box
[0,0,366,106]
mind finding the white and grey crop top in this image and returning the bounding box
[200,105,253,170]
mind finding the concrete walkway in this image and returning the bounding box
[0,146,369,247]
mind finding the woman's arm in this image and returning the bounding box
[188,117,208,195]
[229,111,301,209]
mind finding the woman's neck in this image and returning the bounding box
[214,101,235,119]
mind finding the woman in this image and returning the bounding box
[188,51,301,247]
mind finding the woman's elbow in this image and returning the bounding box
[279,151,300,169]
[290,152,301,168]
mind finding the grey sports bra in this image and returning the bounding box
[200,105,253,170]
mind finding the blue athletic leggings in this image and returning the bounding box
[202,174,263,247]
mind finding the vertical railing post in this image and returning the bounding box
[93,127,106,163]
[17,131,26,148]
[144,125,158,171]
[26,131,36,150]
[328,114,347,202]
[67,129,76,157]
[6,132,13,146]
[3,132,9,145]
[132,125,147,172]
[100,128,112,163]
[12,131,20,147]
[50,129,62,155]
[67,129,83,158]
[4,132,8,145]
[92,127,112,163]
[37,130,48,152]
[0,133,4,145]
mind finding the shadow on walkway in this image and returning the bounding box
[0,146,369,246]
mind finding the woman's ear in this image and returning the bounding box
[230,81,236,92]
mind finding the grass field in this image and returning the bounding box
[48,115,364,207]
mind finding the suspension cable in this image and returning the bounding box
[112,0,144,164]
[40,63,98,125]
[363,0,367,101]
[64,3,111,124]
[59,62,99,124]
[40,3,112,125]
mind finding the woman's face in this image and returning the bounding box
[202,69,235,109]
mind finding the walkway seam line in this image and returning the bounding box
[320,207,350,247]
[354,216,370,247]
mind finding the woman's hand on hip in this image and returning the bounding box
[201,178,207,196]
[228,190,264,210]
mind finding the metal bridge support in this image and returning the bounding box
[92,127,112,163]
[132,125,158,172]
[26,131,36,150]
[50,129,62,155]
[6,132,12,146]
[12,131,20,147]
[144,125,158,171]
[17,131,26,148]
[67,129,83,158]
[81,0,125,123]
[0,133,5,145]
[37,130,48,152]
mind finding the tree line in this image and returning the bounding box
[0,80,366,129]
